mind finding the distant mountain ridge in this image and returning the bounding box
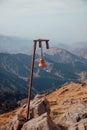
[0,35,32,54]
[0,35,87,59]
[72,47,87,59]
[44,47,87,63]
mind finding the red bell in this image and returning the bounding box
[38,58,46,67]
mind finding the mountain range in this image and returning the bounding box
[0,35,87,113]
[0,47,87,113]
[0,35,32,54]
[0,35,87,58]
[72,47,87,59]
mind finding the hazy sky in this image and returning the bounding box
[0,0,87,45]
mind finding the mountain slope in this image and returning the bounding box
[0,67,28,114]
[1,50,87,92]
[46,82,87,127]
[0,48,87,113]
[0,82,87,129]
[44,47,87,63]
[1,49,87,93]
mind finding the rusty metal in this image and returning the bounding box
[26,41,37,120]
[39,41,42,48]
[38,58,46,67]
[46,41,49,49]
[34,39,49,42]
[26,39,49,121]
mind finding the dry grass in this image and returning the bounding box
[0,82,87,127]
[46,82,87,124]
[0,108,19,128]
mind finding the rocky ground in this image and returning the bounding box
[0,82,87,130]
[46,82,87,129]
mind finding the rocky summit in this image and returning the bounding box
[0,82,87,130]
[0,94,59,130]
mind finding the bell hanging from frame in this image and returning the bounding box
[38,58,46,67]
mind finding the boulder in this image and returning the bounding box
[21,113,60,130]
[30,94,50,118]
[18,94,50,119]
[59,103,87,130]
[0,95,51,130]
[65,103,87,126]
[68,118,87,130]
